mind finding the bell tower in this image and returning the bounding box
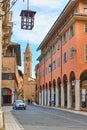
[24,43,32,78]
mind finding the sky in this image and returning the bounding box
[11,0,69,78]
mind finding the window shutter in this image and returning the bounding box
[85,23,87,33]
[84,44,87,61]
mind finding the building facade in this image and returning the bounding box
[36,0,87,111]
[2,42,22,105]
[24,43,36,103]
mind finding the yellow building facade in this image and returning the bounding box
[2,42,23,105]
[0,1,23,105]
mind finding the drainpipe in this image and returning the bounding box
[60,36,64,107]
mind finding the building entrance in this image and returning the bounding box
[80,70,87,109]
[2,88,12,105]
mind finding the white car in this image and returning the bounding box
[13,100,26,110]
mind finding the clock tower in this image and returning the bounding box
[24,43,32,78]
[24,43,36,103]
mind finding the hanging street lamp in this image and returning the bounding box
[20,0,36,30]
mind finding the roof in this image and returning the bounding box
[25,43,31,53]
[37,0,78,51]
[20,10,36,17]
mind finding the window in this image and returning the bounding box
[2,73,14,80]
[62,35,64,45]
[84,23,87,33]
[70,24,75,38]
[58,57,61,67]
[40,70,44,77]
[52,45,56,54]
[52,61,56,70]
[70,47,74,58]
[64,52,67,63]
[26,56,29,61]
[58,39,61,50]
[84,3,87,12]
[75,6,78,13]
[48,64,51,72]
[84,44,87,62]
[66,30,69,41]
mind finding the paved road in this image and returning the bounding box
[11,104,87,130]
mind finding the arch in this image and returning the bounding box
[80,70,87,108]
[69,71,76,108]
[2,88,12,105]
[63,74,68,107]
[80,70,87,81]
[57,77,61,106]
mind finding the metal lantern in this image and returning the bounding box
[20,0,36,30]
[20,10,36,30]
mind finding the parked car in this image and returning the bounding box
[13,100,26,110]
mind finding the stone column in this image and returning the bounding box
[12,88,15,104]
[41,90,43,105]
[46,88,48,105]
[48,88,50,106]
[39,92,41,105]
[67,83,71,109]
[43,89,45,105]
[51,87,54,106]
[44,88,46,105]
[61,84,64,108]
[56,86,58,106]
[75,80,80,111]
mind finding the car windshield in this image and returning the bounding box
[16,100,24,103]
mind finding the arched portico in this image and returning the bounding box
[57,77,61,107]
[63,74,68,107]
[69,71,76,108]
[80,70,87,109]
[53,80,56,106]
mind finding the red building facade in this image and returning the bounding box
[36,0,87,110]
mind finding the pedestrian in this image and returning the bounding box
[28,99,30,105]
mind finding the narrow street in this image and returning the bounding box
[11,104,87,130]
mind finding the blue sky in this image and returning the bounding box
[11,0,69,78]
